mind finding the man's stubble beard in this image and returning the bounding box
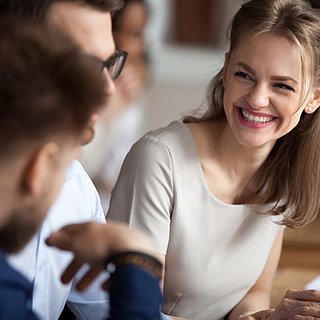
[0,204,45,254]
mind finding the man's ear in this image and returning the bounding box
[22,142,59,196]
[305,87,320,114]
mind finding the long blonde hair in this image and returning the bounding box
[185,0,320,227]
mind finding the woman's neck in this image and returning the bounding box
[187,119,275,204]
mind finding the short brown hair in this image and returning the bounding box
[0,0,123,21]
[0,18,107,160]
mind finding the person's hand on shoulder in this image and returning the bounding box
[46,221,158,291]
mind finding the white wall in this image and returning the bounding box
[142,45,224,132]
[142,0,224,131]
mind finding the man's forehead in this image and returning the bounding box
[47,1,116,60]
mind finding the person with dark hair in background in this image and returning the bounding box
[107,0,320,319]
[0,0,132,319]
[80,0,150,212]
[0,16,163,320]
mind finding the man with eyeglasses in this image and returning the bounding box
[0,1,139,319]
[0,15,164,320]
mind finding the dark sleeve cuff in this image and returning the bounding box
[107,264,162,320]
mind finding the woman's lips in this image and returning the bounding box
[237,107,277,128]
[241,108,275,123]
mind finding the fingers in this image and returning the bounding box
[45,224,78,250]
[279,299,320,318]
[256,309,274,319]
[46,231,69,249]
[243,309,274,320]
[284,289,320,303]
[273,290,320,320]
[61,257,106,293]
[74,267,104,292]
[60,258,84,284]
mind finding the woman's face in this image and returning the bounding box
[114,1,148,57]
[222,32,319,150]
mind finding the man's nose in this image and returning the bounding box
[104,70,116,96]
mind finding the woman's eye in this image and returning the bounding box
[274,83,295,91]
[234,71,252,80]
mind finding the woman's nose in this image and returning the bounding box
[246,84,270,109]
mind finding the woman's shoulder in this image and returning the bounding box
[127,120,195,163]
[143,120,187,140]
[135,120,191,148]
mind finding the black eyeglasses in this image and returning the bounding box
[102,50,127,80]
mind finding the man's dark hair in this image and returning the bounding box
[112,0,148,32]
[0,17,107,159]
[0,0,124,21]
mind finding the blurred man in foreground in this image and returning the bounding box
[0,0,127,318]
[0,17,162,320]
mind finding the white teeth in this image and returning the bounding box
[242,109,273,123]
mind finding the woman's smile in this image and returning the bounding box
[222,32,313,149]
[236,107,277,129]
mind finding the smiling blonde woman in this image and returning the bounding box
[107,1,320,319]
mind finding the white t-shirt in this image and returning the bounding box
[107,120,283,320]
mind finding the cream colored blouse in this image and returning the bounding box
[107,120,283,320]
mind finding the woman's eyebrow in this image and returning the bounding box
[237,61,298,83]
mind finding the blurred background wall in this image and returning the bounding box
[142,0,246,132]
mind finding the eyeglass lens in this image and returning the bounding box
[103,50,127,80]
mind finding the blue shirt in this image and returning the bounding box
[1,249,163,319]
[0,249,38,319]
[108,264,162,319]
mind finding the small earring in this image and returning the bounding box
[305,107,313,113]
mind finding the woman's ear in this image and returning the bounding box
[305,87,320,114]
[22,143,59,196]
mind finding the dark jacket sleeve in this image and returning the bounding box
[108,265,162,320]
[0,253,39,320]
